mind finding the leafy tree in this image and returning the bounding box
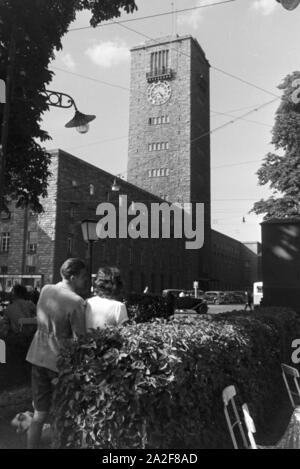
[251,71,300,220]
[0,0,137,212]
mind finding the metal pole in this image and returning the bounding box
[89,240,93,294]
[0,21,17,212]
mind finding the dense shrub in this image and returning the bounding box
[51,307,300,449]
[124,294,173,322]
[0,335,32,391]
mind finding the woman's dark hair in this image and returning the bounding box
[94,267,123,299]
[12,284,28,300]
[60,258,86,280]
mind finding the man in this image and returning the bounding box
[244,290,253,311]
[26,258,88,449]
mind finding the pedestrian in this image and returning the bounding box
[165,290,175,316]
[2,284,36,336]
[244,289,253,311]
[26,258,88,449]
[86,267,128,330]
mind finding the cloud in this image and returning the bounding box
[252,0,278,15]
[61,53,76,70]
[85,40,130,68]
[177,1,204,30]
[177,0,217,30]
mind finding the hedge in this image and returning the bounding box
[51,307,300,449]
[0,335,32,391]
[124,293,174,322]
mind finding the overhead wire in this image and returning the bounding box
[68,0,237,32]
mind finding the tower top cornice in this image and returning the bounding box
[130,34,209,65]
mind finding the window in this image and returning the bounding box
[70,205,77,218]
[0,266,8,274]
[67,236,73,256]
[149,168,169,178]
[149,115,169,126]
[102,243,107,262]
[116,245,120,265]
[129,247,133,265]
[89,184,95,196]
[148,142,169,152]
[150,49,169,75]
[0,233,10,253]
[28,231,38,254]
[0,210,10,220]
[26,266,36,274]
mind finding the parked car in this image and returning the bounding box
[227,291,246,304]
[184,289,205,299]
[162,289,188,299]
[175,296,208,314]
[203,291,226,305]
[162,289,208,314]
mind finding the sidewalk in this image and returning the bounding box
[0,386,32,449]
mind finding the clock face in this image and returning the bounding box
[147,81,171,105]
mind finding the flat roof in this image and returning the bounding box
[130,34,209,64]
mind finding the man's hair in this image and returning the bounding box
[12,284,28,299]
[94,267,122,299]
[60,258,86,280]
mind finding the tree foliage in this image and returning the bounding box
[0,0,137,211]
[252,71,300,220]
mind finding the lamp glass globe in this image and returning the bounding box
[76,123,90,134]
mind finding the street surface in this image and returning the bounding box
[175,304,246,317]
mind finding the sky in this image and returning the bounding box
[42,0,300,244]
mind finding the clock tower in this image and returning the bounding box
[127,35,211,288]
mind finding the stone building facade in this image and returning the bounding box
[210,230,262,290]
[127,34,211,288]
[0,150,189,294]
[0,35,261,295]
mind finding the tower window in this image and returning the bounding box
[148,168,169,178]
[150,49,169,75]
[148,142,169,152]
[149,115,170,126]
[0,232,10,253]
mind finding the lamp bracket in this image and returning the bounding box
[41,90,77,110]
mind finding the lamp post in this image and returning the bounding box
[81,219,98,293]
[42,90,96,134]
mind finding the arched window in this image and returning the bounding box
[89,184,95,196]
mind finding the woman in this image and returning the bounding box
[86,267,128,330]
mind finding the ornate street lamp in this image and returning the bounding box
[42,90,96,134]
[276,0,300,9]
[81,219,98,292]
[111,177,121,192]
